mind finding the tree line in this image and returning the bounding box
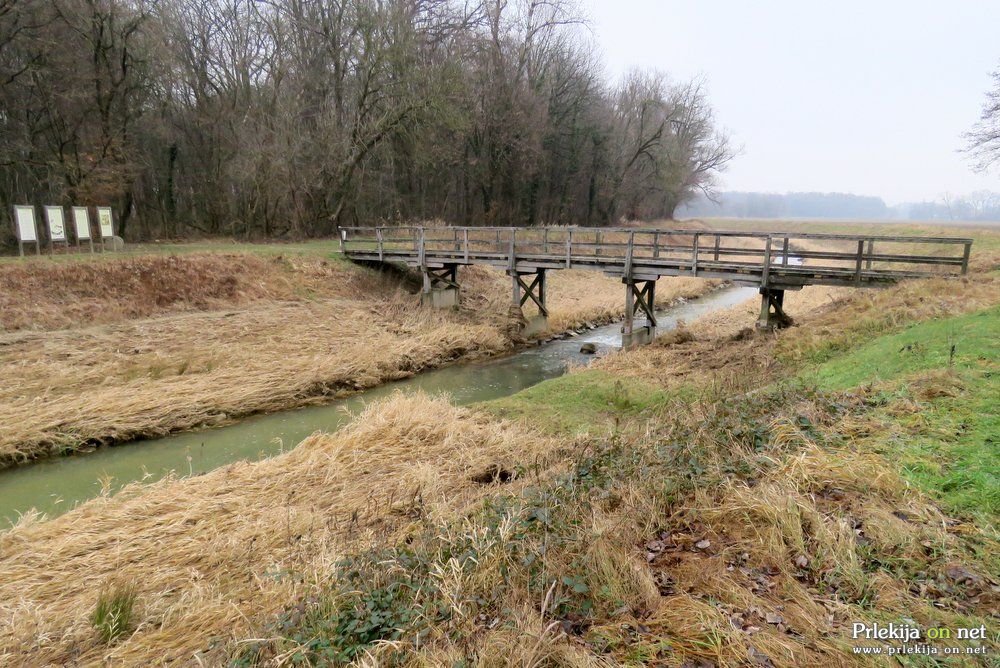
[680,190,1000,222]
[679,191,891,220]
[0,0,735,243]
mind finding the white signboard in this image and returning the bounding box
[72,207,92,240]
[45,206,67,242]
[14,205,37,242]
[97,207,114,238]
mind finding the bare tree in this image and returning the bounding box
[0,0,737,244]
[965,67,1000,171]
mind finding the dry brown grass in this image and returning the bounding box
[4,240,997,666]
[0,393,572,665]
[0,253,357,332]
[0,253,719,466]
[594,246,1000,393]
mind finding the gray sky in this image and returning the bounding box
[584,0,1000,204]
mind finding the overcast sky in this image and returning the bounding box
[583,0,1000,204]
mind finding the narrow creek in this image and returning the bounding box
[1,286,758,525]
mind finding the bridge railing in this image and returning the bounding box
[339,226,973,280]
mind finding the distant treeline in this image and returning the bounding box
[680,190,1000,221]
[0,0,734,244]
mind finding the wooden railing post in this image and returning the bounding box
[653,231,660,259]
[714,235,721,262]
[508,228,516,272]
[463,228,469,263]
[624,231,635,279]
[962,242,971,275]
[854,239,865,284]
[865,239,874,270]
[761,236,772,286]
[565,229,572,268]
[781,237,789,267]
[376,227,383,261]
[418,227,426,267]
[692,232,700,275]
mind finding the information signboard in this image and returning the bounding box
[97,207,114,238]
[45,206,67,242]
[72,207,92,240]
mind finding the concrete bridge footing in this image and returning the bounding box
[622,325,656,349]
[421,265,461,309]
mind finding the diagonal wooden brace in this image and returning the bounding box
[755,287,792,330]
[423,265,459,292]
[623,278,657,334]
[510,269,548,317]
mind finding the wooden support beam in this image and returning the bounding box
[511,269,548,316]
[756,288,790,330]
[622,278,657,333]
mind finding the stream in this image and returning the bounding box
[0,285,757,525]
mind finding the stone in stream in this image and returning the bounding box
[579,342,597,354]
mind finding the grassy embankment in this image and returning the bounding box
[1,224,996,665]
[0,237,715,467]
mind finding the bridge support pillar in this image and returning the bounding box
[510,268,548,335]
[755,288,791,330]
[420,264,460,308]
[622,279,657,349]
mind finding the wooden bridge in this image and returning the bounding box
[340,226,973,347]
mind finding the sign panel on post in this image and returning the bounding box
[14,205,37,243]
[45,206,67,242]
[97,207,114,238]
[72,207,91,240]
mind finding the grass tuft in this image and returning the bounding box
[91,581,138,644]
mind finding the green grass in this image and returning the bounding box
[803,306,1000,523]
[804,306,999,390]
[480,370,674,435]
[91,581,138,644]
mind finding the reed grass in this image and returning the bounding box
[0,394,570,664]
[0,254,717,466]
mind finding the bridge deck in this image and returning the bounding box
[341,226,972,290]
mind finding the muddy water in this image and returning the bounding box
[0,286,757,525]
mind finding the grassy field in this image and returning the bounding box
[0,238,347,264]
[1,222,998,665]
[0,237,716,467]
